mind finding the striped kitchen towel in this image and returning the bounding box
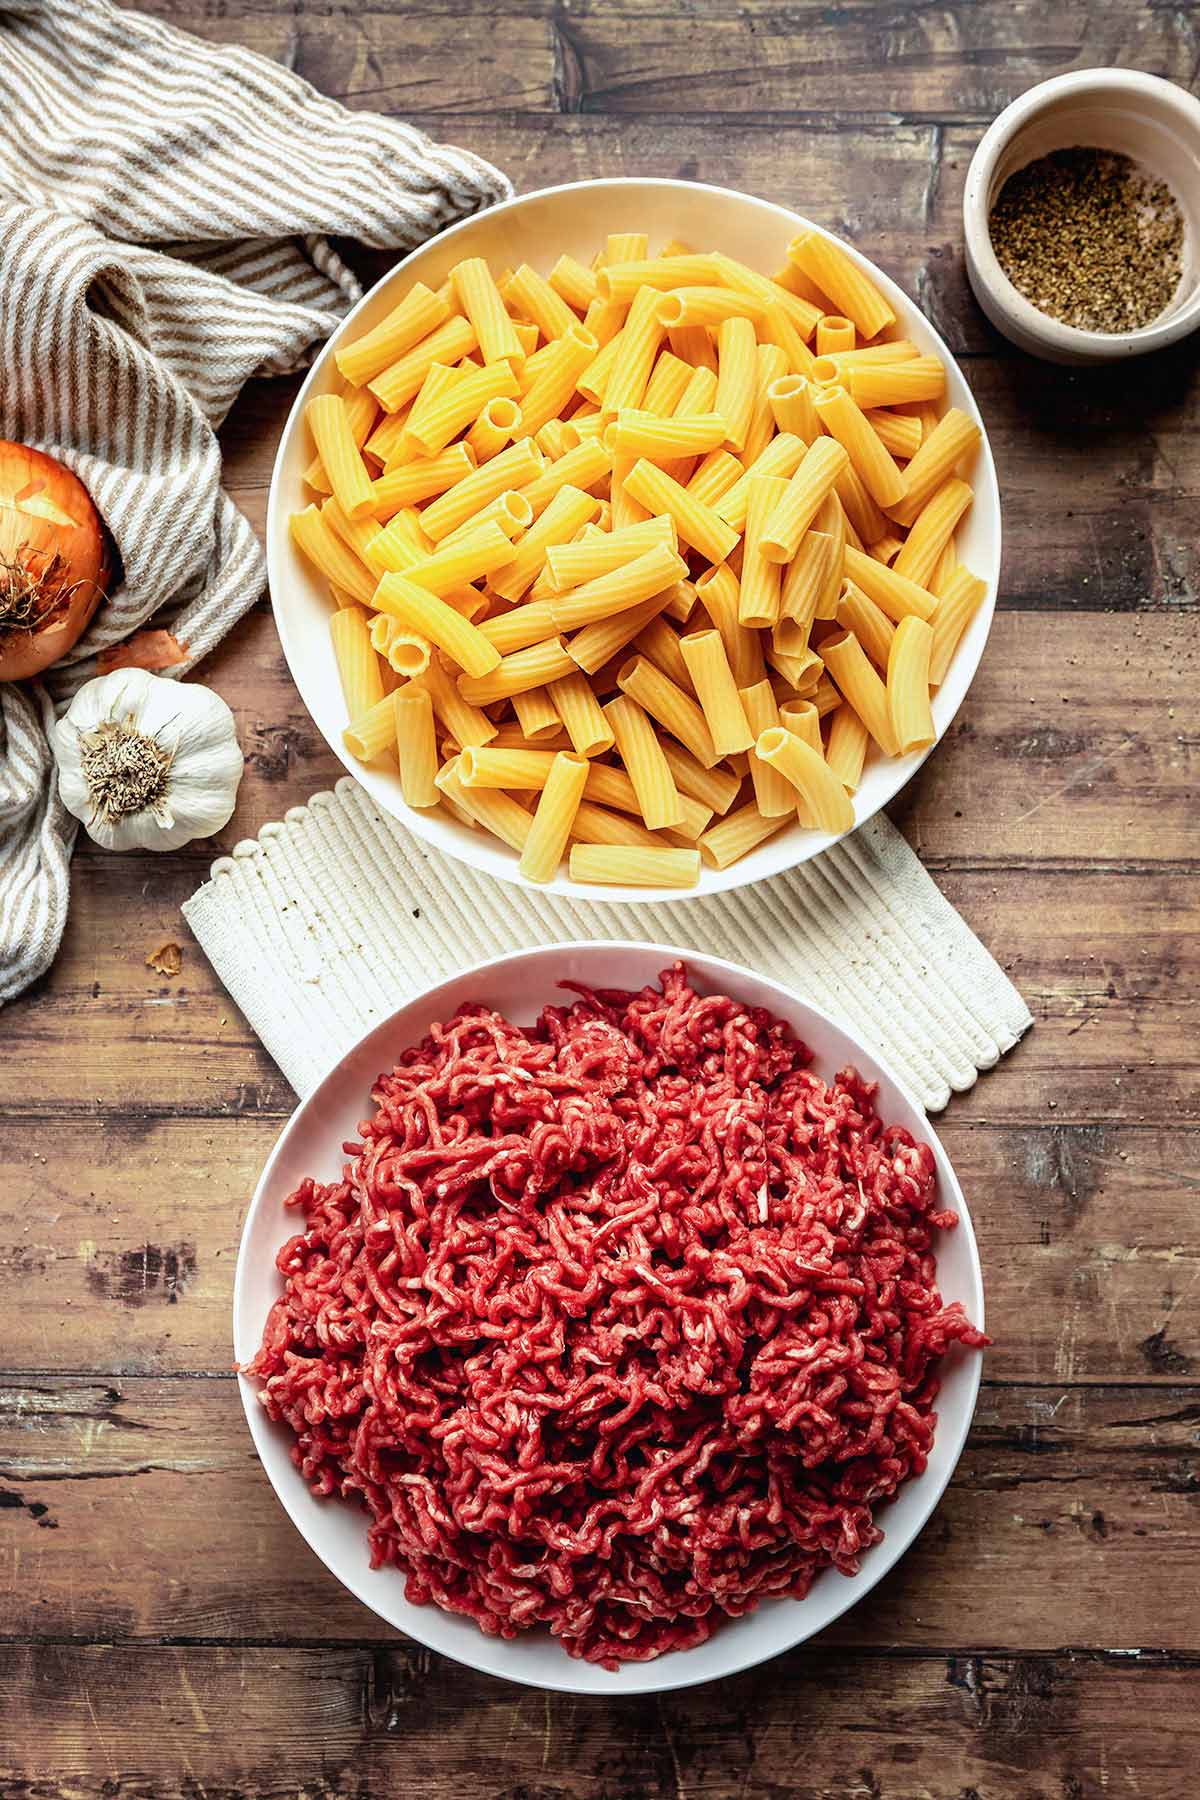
[0,0,509,1003]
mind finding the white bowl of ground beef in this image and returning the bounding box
[234,943,985,1695]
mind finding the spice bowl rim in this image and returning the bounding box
[962,68,1200,364]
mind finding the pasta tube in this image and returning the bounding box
[457,636,576,704]
[599,255,723,301]
[886,615,936,753]
[617,655,720,768]
[715,315,757,450]
[766,374,819,444]
[786,231,896,339]
[603,693,685,830]
[656,288,766,328]
[821,628,898,755]
[418,437,543,541]
[342,692,399,761]
[568,845,700,888]
[368,314,477,412]
[489,483,600,603]
[549,542,688,633]
[373,575,501,678]
[679,629,754,756]
[330,605,385,720]
[546,516,676,591]
[508,263,580,341]
[610,410,728,460]
[518,439,611,517]
[436,758,531,850]
[634,614,694,692]
[781,528,837,633]
[511,687,562,740]
[642,351,695,415]
[756,726,854,833]
[686,449,743,509]
[450,257,526,367]
[415,657,497,748]
[306,394,377,520]
[740,679,795,817]
[520,325,601,437]
[843,543,937,622]
[825,704,869,792]
[714,433,809,534]
[393,689,439,807]
[335,283,451,387]
[929,565,987,684]
[403,361,521,457]
[289,504,377,606]
[816,314,856,355]
[569,802,661,850]
[890,477,973,589]
[694,563,765,689]
[567,589,675,675]
[465,396,523,463]
[549,252,599,312]
[812,383,907,509]
[547,670,615,756]
[519,752,590,882]
[400,520,519,597]
[603,286,666,414]
[368,444,476,517]
[620,459,739,564]
[887,407,982,526]
[848,356,946,410]
[758,436,849,563]
[836,578,896,670]
[864,408,923,461]
[733,474,785,629]
[458,746,557,789]
[698,801,789,869]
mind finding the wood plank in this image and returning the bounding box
[0,1106,1197,1379]
[0,1380,1197,1654]
[136,0,1200,131]
[2,1638,1196,1800]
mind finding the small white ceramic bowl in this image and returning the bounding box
[964,70,1200,364]
[267,178,1001,904]
[234,941,985,1696]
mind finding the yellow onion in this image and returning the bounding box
[0,442,112,682]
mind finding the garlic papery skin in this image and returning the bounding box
[53,667,244,852]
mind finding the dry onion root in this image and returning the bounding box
[0,441,111,681]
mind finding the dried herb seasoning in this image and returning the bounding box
[988,147,1184,334]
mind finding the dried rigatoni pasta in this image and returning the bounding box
[756,726,854,833]
[519,751,589,881]
[821,628,897,755]
[450,257,526,367]
[890,478,973,589]
[617,655,719,768]
[621,459,739,564]
[812,382,906,509]
[825,704,869,791]
[330,605,384,720]
[758,436,849,564]
[714,315,757,451]
[887,615,936,753]
[368,314,477,412]
[603,693,684,830]
[848,356,946,410]
[549,542,688,633]
[679,629,754,756]
[739,679,795,817]
[306,394,376,520]
[887,407,982,526]
[929,566,987,684]
[843,543,937,623]
[458,636,577,705]
[289,504,377,605]
[368,443,476,517]
[393,689,439,806]
[418,437,543,541]
[374,575,501,678]
[786,230,896,339]
[698,801,789,869]
[548,671,614,756]
[335,283,451,387]
[568,844,700,888]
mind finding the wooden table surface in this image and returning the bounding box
[3,4,1199,1795]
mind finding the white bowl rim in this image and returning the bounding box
[963,69,1200,358]
[266,175,1001,905]
[233,938,985,1695]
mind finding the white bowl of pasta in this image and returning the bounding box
[234,941,986,1694]
[267,178,1000,901]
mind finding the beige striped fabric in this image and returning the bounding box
[0,0,510,1002]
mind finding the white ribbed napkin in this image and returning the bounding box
[182,778,1031,1110]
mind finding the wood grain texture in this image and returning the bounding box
[2,0,1198,1793]
[1,1379,1197,1650]
[2,1641,1198,1800]
[2,1117,1197,1381]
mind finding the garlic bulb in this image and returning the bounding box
[53,667,244,852]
